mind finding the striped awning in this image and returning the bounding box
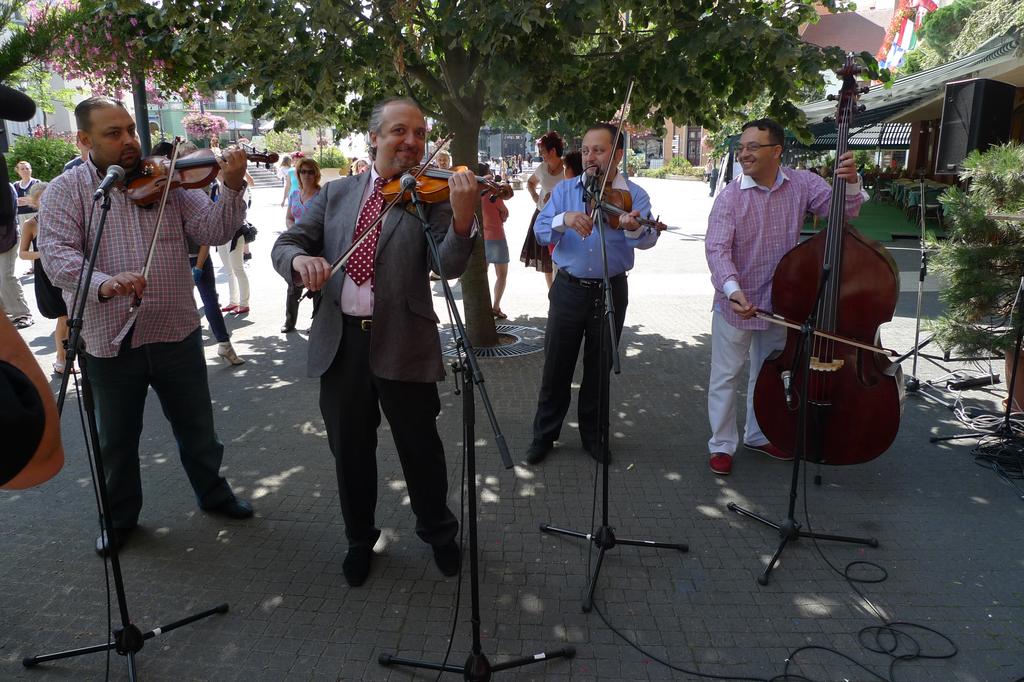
[806,122,913,150]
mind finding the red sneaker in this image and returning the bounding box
[709,452,733,475]
[221,304,238,312]
[745,442,793,461]
[232,306,250,315]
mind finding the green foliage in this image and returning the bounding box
[315,147,349,170]
[11,63,77,118]
[918,0,979,53]
[154,0,852,145]
[0,0,85,81]
[898,0,1024,74]
[262,130,301,154]
[854,150,873,167]
[666,157,696,175]
[6,136,78,181]
[639,157,703,179]
[626,149,645,176]
[929,144,1024,355]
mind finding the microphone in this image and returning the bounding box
[92,165,125,201]
[399,173,418,192]
[0,84,37,122]
[781,370,794,409]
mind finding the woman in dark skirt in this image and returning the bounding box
[17,182,70,374]
[520,131,565,288]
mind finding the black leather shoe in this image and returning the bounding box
[95,526,136,557]
[343,546,374,586]
[432,540,461,577]
[525,440,553,465]
[205,497,254,520]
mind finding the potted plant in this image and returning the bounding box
[930,143,1024,411]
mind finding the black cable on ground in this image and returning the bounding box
[974,434,1024,480]
[581,452,960,681]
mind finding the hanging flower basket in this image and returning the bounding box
[182,112,229,139]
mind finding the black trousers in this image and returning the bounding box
[532,270,628,448]
[284,283,304,330]
[319,316,458,549]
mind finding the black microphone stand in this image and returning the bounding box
[727,266,878,585]
[379,184,574,679]
[24,191,228,677]
[540,173,688,613]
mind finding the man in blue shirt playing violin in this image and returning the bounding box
[525,122,660,465]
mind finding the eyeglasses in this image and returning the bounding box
[298,169,317,175]
[736,142,780,154]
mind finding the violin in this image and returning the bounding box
[124,147,279,206]
[589,187,667,232]
[381,164,513,205]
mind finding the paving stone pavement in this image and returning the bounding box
[3,177,1022,681]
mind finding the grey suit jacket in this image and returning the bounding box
[271,173,476,382]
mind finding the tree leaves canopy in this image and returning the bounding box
[155,0,849,146]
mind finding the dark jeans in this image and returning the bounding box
[82,327,234,528]
[532,270,628,448]
[319,318,458,549]
[190,256,229,343]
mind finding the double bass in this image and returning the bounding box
[752,56,904,465]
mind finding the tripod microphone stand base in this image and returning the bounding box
[379,646,576,681]
[540,524,688,612]
[23,603,229,668]
[727,502,877,585]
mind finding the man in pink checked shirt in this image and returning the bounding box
[704,118,864,476]
[38,97,254,557]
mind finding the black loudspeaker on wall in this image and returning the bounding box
[934,78,1016,175]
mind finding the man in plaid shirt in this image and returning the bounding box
[39,97,254,556]
[704,118,865,476]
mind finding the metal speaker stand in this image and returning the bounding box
[378,184,574,679]
[540,174,688,613]
[23,192,229,677]
[728,266,878,585]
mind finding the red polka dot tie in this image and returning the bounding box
[347,176,387,286]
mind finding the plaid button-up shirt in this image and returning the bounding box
[705,168,864,330]
[38,158,246,357]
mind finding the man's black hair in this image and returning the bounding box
[74,96,128,133]
[741,118,785,147]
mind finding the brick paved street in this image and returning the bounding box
[3,178,1022,681]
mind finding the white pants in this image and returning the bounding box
[0,243,30,319]
[217,243,249,307]
[707,310,787,455]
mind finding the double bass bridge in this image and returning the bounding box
[809,357,845,372]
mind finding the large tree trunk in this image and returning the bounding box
[445,105,499,348]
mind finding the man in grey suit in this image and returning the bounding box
[272,97,479,586]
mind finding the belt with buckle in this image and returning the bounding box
[343,314,373,331]
[560,271,623,288]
